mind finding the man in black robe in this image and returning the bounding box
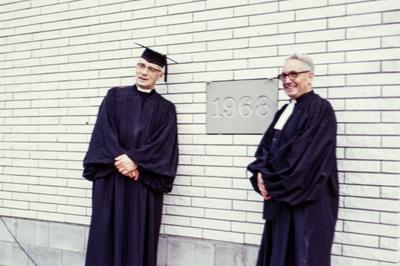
[248,54,339,266]
[83,46,178,266]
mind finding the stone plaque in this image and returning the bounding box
[206,79,278,134]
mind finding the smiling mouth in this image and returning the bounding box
[138,77,148,81]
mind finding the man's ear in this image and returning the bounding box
[308,72,314,84]
[308,71,314,78]
[158,72,164,81]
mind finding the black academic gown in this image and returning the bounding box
[247,91,339,266]
[83,85,178,266]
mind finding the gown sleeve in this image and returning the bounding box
[83,88,126,181]
[126,105,179,193]
[249,101,337,206]
[247,106,286,194]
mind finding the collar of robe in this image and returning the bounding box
[136,85,154,93]
[293,90,314,103]
[134,84,156,98]
[274,90,314,130]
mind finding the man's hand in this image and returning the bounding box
[127,169,140,181]
[114,154,138,177]
[257,172,272,200]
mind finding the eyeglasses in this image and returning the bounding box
[277,71,310,82]
[136,62,162,74]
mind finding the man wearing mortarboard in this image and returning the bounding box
[83,45,178,266]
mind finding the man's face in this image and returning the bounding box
[280,59,314,99]
[135,58,164,89]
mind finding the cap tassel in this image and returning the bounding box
[164,58,168,82]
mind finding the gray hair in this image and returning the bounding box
[285,53,314,72]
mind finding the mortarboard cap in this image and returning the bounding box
[135,43,177,82]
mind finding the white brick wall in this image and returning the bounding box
[1,0,399,265]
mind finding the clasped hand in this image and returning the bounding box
[114,154,140,180]
[257,172,272,200]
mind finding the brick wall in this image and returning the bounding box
[0,0,399,265]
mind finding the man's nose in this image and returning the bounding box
[141,67,149,75]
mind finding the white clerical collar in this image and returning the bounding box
[274,100,296,130]
[137,85,153,93]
